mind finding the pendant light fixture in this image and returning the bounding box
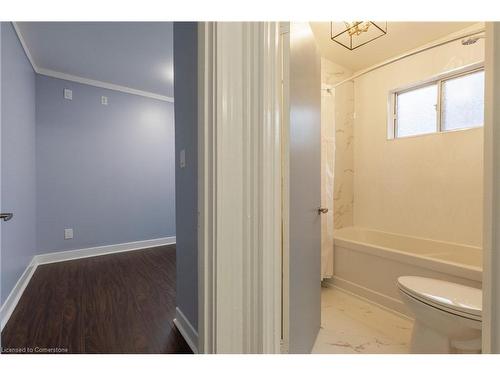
[331,21,387,50]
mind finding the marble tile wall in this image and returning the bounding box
[333,81,354,229]
[321,57,354,230]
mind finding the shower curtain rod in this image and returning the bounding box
[333,27,485,88]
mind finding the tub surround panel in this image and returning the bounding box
[353,25,484,247]
[321,58,351,87]
[321,58,355,230]
[320,58,352,278]
[333,81,354,229]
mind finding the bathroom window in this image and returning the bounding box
[441,70,485,131]
[395,84,438,138]
[389,66,484,139]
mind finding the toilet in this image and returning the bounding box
[397,276,482,354]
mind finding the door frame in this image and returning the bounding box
[197,21,215,354]
[197,21,500,354]
[482,21,500,354]
[279,22,290,354]
[279,22,499,354]
[197,22,282,353]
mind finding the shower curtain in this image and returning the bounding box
[320,86,335,280]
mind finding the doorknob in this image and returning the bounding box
[317,207,329,214]
[0,213,13,222]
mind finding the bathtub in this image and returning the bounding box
[331,227,482,317]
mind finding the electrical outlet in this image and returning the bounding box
[64,89,73,100]
[101,96,108,106]
[64,228,74,240]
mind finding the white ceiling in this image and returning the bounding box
[310,22,476,73]
[15,22,478,97]
[16,22,174,98]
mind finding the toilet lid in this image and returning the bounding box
[397,276,482,318]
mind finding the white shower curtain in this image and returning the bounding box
[321,86,335,280]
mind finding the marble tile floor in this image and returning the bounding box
[312,286,413,354]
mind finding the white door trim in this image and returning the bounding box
[279,23,290,354]
[260,22,283,354]
[483,22,500,353]
[197,21,216,354]
[198,22,282,354]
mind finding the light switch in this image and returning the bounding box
[101,96,108,105]
[64,88,73,100]
[180,149,186,168]
[64,228,74,240]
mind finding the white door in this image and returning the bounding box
[286,22,322,354]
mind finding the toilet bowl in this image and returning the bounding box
[397,276,482,354]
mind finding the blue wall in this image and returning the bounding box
[174,22,198,332]
[1,23,37,305]
[35,75,176,252]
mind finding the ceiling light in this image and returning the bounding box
[330,21,387,51]
[162,64,174,83]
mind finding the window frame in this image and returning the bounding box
[388,62,485,140]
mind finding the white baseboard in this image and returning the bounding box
[173,307,199,354]
[35,236,176,265]
[324,276,413,321]
[0,258,38,331]
[0,236,176,331]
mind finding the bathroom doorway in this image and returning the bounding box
[282,21,488,354]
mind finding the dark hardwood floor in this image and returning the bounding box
[1,245,193,354]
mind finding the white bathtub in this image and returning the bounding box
[332,227,482,317]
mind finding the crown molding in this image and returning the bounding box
[36,68,174,102]
[11,22,174,103]
[11,21,38,72]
